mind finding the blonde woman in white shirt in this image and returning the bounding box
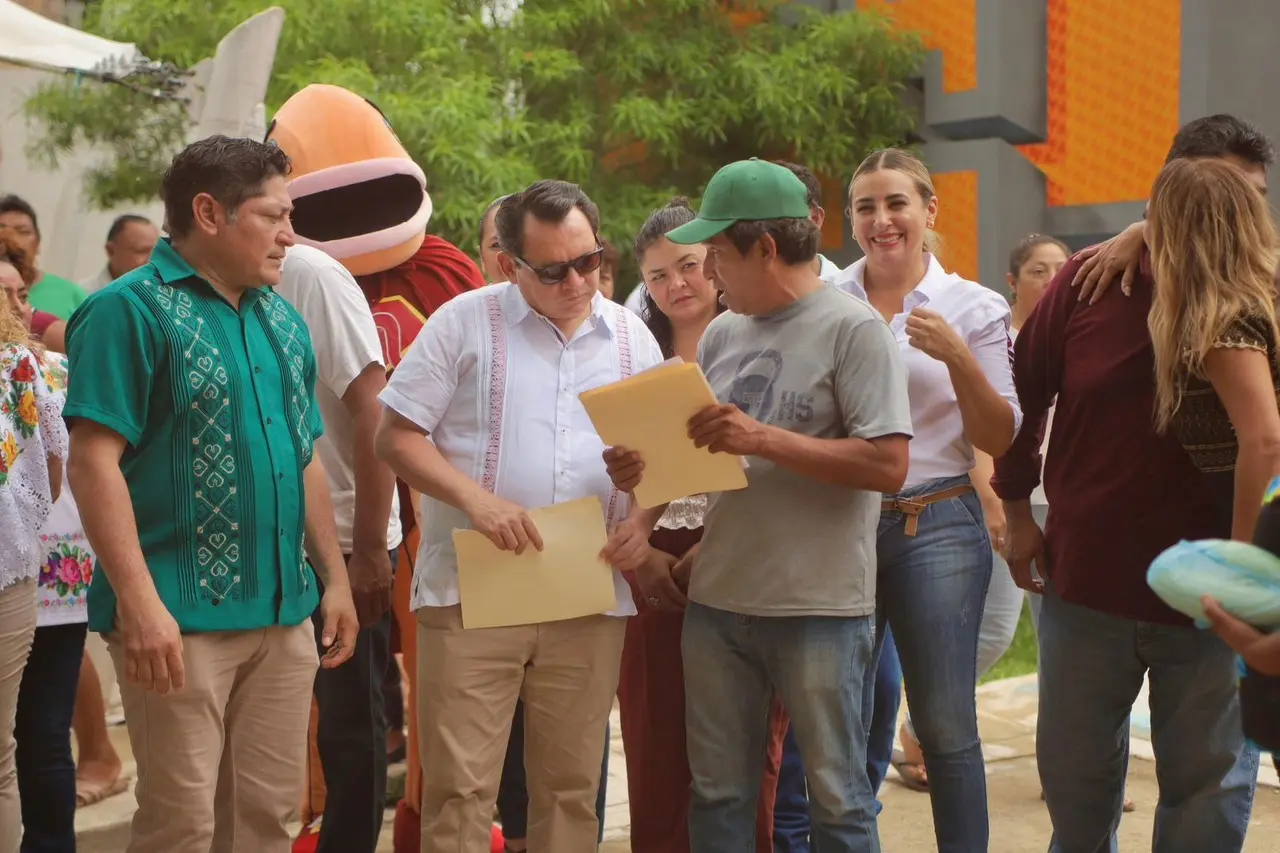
[833,148,1020,852]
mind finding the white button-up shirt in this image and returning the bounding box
[380,284,664,614]
[832,255,1021,489]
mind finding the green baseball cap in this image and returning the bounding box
[666,158,812,245]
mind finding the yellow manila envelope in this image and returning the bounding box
[579,359,749,508]
[453,496,617,629]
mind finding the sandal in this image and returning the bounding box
[892,723,929,792]
[891,748,929,792]
[75,774,130,808]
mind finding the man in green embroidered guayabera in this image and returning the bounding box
[63,136,359,853]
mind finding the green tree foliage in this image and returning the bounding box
[24,0,922,279]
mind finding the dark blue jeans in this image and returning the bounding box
[866,627,902,801]
[311,551,397,853]
[497,698,609,843]
[16,621,88,853]
[773,724,809,852]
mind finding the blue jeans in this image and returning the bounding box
[773,724,809,852]
[1037,588,1258,853]
[496,698,609,843]
[869,475,992,852]
[15,622,88,853]
[773,617,902,849]
[684,602,879,853]
[866,628,902,800]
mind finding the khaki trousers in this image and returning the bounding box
[108,622,318,853]
[0,580,36,853]
[416,606,625,853]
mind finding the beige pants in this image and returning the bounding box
[0,580,35,853]
[108,622,318,853]
[416,606,625,853]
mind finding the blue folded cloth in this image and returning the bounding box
[1147,538,1280,629]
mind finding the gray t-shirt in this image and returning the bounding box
[691,285,913,617]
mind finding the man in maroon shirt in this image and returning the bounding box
[993,114,1270,853]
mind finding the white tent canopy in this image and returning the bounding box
[0,0,139,76]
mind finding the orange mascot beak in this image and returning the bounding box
[265,84,432,277]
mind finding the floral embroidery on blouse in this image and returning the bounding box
[0,345,69,591]
[37,522,93,626]
[35,356,89,625]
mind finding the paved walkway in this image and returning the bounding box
[78,674,1280,852]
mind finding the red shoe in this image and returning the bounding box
[392,801,420,853]
[292,816,322,853]
[491,824,505,853]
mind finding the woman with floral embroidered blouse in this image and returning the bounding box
[0,244,68,853]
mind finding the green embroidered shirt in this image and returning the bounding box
[65,239,324,634]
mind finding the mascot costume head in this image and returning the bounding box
[268,84,488,853]
[266,83,485,370]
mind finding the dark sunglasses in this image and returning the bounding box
[516,246,604,285]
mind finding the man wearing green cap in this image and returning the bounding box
[603,158,913,852]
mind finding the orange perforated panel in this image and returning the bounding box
[931,170,979,282]
[819,174,845,250]
[1016,0,1181,206]
[861,0,977,93]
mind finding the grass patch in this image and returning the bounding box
[979,600,1039,685]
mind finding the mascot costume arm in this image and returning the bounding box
[267,84,485,853]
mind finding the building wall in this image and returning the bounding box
[825,0,1280,294]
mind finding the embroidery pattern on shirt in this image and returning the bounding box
[0,345,66,591]
[482,294,507,494]
[478,298,632,528]
[0,350,42,483]
[152,282,243,604]
[605,304,632,528]
[260,292,317,592]
[38,533,93,611]
[262,293,314,463]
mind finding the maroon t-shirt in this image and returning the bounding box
[992,252,1227,626]
[30,310,58,337]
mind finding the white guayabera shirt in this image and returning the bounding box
[380,285,664,615]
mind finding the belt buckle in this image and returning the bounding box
[895,498,927,537]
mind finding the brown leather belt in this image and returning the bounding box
[881,484,974,537]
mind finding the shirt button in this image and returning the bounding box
[266,417,273,425]
[211,599,221,607]
[278,473,284,480]
[254,366,262,374]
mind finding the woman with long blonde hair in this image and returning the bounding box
[1147,156,1280,540]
